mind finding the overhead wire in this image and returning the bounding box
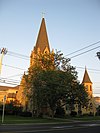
[1,40,99,61]
[0,81,19,86]
[1,41,100,73]
[0,76,20,82]
[8,50,29,58]
[7,50,30,60]
[6,73,24,78]
[76,66,100,72]
[65,40,100,57]
[69,45,100,59]
[2,63,26,71]
[3,40,100,63]
[0,78,20,86]
[0,40,100,87]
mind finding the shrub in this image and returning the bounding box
[19,111,32,117]
[55,107,65,118]
[70,111,77,117]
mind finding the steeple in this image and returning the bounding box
[82,68,92,84]
[34,17,50,53]
[30,17,51,66]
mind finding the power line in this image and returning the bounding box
[2,40,100,61]
[0,80,19,86]
[76,66,100,72]
[1,62,100,74]
[1,41,100,76]
[0,77,20,86]
[4,50,30,60]
[6,73,23,78]
[1,40,100,61]
[7,53,29,60]
[0,78,20,86]
[0,77,20,82]
[70,45,100,59]
[7,50,35,63]
[65,40,100,57]
[8,51,29,58]
[2,63,27,71]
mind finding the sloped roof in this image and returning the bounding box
[34,17,50,53]
[0,85,19,91]
[82,68,92,83]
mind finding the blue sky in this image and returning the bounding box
[0,0,100,96]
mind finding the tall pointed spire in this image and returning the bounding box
[34,17,50,53]
[82,68,92,83]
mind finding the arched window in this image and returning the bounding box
[90,85,92,91]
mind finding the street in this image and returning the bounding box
[0,121,100,133]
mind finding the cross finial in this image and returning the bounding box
[42,12,45,18]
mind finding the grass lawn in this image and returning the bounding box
[0,115,71,124]
[0,115,100,124]
[72,116,100,121]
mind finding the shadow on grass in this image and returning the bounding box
[0,115,100,124]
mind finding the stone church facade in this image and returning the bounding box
[16,17,96,115]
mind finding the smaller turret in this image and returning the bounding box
[82,67,93,96]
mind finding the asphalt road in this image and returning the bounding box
[0,121,100,133]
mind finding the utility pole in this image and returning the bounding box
[2,95,6,123]
[0,48,7,74]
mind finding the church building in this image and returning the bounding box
[16,17,96,115]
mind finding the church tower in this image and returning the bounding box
[82,68,96,115]
[17,17,52,106]
[30,17,51,66]
[82,68,93,97]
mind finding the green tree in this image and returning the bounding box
[33,70,76,117]
[23,52,55,116]
[22,51,89,117]
[73,83,89,115]
[96,105,100,116]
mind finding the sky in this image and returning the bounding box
[0,0,100,97]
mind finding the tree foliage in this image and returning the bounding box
[22,51,89,117]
